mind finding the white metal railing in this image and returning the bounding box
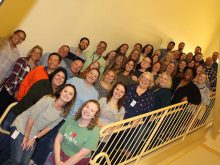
[90,94,216,165]
[0,96,216,165]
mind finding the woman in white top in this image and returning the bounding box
[3,84,77,165]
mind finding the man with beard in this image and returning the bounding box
[194,52,204,67]
[159,41,175,59]
[82,41,107,74]
[64,37,90,68]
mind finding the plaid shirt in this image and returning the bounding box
[205,66,217,89]
[2,57,31,96]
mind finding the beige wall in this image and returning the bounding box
[1,0,219,56]
[1,0,220,132]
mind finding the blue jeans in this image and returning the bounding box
[0,110,16,150]
[0,110,16,163]
[2,126,37,165]
[32,120,65,164]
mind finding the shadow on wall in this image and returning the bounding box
[0,0,37,37]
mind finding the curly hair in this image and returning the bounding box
[74,100,100,130]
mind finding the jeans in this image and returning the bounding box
[2,126,37,165]
[32,120,65,164]
[0,110,16,163]
[0,109,16,148]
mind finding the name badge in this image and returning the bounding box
[11,130,19,140]
[130,100,137,107]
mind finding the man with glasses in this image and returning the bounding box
[0,30,26,83]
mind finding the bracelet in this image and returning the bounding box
[24,136,29,138]
[34,135,39,141]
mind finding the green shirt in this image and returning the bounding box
[82,51,106,74]
[59,118,100,158]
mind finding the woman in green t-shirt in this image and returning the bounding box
[45,100,100,165]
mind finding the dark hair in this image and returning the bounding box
[115,44,129,55]
[60,45,70,51]
[150,61,161,73]
[54,84,77,117]
[183,67,196,78]
[75,100,100,129]
[106,82,126,110]
[122,59,136,75]
[48,52,62,63]
[99,41,108,47]
[141,44,154,57]
[169,41,175,45]
[80,37,90,45]
[104,50,116,60]
[196,46,202,52]
[178,60,187,67]
[134,43,142,50]
[127,49,141,64]
[49,67,67,86]
[14,29,26,40]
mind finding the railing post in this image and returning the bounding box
[182,104,202,140]
[135,109,169,165]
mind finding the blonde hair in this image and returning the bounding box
[138,71,155,89]
[155,72,173,88]
[26,45,43,59]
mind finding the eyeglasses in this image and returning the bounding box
[15,33,25,41]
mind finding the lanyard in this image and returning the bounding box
[90,52,101,63]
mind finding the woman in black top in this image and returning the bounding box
[171,67,201,105]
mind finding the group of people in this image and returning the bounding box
[0,30,218,164]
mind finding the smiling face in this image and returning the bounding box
[196,65,204,75]
[108,51,116,60]
[79,39,89,51]
[103,70,116,84]
[130,50,140,61]
[141,57,151,69]
[179,60,187,70]
[30,47,42,62]
[139,73,152,89]
[159,73,169,88]
[81,102,99,120]
[58,45,70,58]
[52,71,66,88]
[59,86,75,103]
[71,60,83,75]
[166,63,175,74]
[113,84,126,100]
[120,44,129,54]
[144,45,153,55]
[89,62,100,70]
[96,42,107,55]
[125,60,135,72]
[115,55,124,66]
[47,54,60,70]
[198,73,207,84]
[85,69,99,84]
[184,68,194,81]
[11,31,26,46]
[152,62,161,73]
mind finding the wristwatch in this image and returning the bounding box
[34,135,39,141]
